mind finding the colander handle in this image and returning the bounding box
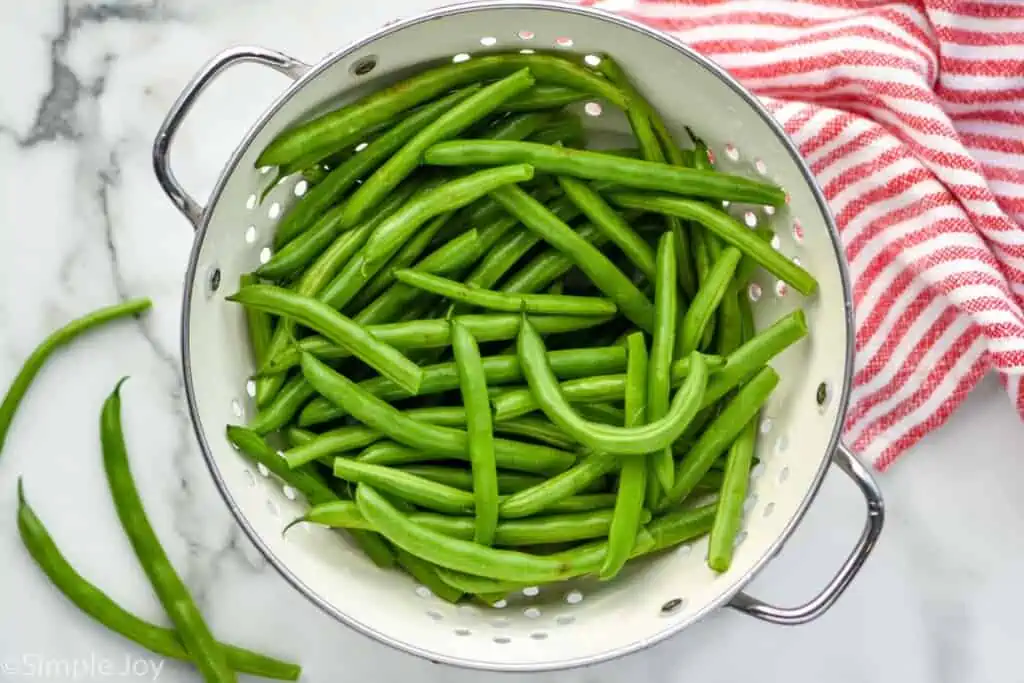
[729,443,884,625]
[153,46,311,227]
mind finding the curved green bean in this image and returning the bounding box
[395,269,617,317]
[228,284,423,394]
[0,298,151,458]
[101,381,236,682]
[517,318,709,455]
[272,88,476,248]
[226,426,336,505]
[499,451,619,519]
[610,193,818,295]
[677,247,742,357]
[319,164,535,312]
[662,367,779,509]
[300,352,575,474]
[332,458,475,514]
[340,69,535,228]
[648,232,678,492]
[258,54,628,169]
[601,332,649,579]
[298,344,626,427]
[451,320,499,545]
[490,185,655,331]
[425,140,787,207]
[707,416,758,572]
[262,313,611,375]
[17,481,301,680]
[356,484,586,583]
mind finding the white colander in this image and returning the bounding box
[153,0,884,672]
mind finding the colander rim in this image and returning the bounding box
[178,0,856,671]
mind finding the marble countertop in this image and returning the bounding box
[2,1,1023,681]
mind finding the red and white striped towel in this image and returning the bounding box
[579,0,1024,470]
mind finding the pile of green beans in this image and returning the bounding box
[234,51,815,602]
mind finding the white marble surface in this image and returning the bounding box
[1,1,1024,681]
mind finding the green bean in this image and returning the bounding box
[529,114,586,148]
[485,111,555,141]
[601,332,649,579]
[544,493,616,513]
[558,176,656,280]
[240,275,272,366]
[340,69,536,228]
[647,233,678,493]
[298,345,626,427]
[393,547,464,603]
[490,417,575,450]
[226,426,336,505]
[730,226,775,295]
[358,484,587,582]
[258,54,628,169]
[491,350,723,422]
[499,223,605,294]
[319,165,535,312]
[706,416,757,572]
[272,88,478,248]
[677,247,742,357]
[101,381,236,683]
[247,375,316,435]
[332,458,474,514]
[715,291,744,357]
[499,451,619,519]
[229,284,423,394]
[426,141,787,206]
[491,185,655,330]
[451,320,499,545]
[398,466,545,495]
[259,205,351,280]
[285,427,316,448]
[345,212,454,312]
[301,353,575,474]
[610,194,818,295]
[703,310,807,406]
[262,314,612,375]
[498,85,588,111]
[576,402,626,426]
[518,318,709,456]
[16,481,301,681]
[662,367,778,510]
[0,298,151,458]
[395,269,617,317]
[647,502,718,553]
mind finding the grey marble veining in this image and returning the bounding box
[1,1,1024,681]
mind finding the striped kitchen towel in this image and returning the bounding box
[580,0,1024,470]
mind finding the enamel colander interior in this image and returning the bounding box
[178,0,854,672]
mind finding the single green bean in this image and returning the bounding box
[398,466,546,495]
[558,176,656,279]
[601,332,649,579]
[715,291,744,357]
[609,194,818,295]
[300,353,575,474]
[262,314,612,375]
[240,275,272,367]
[226,426,337,505]
[647,502,718,553]
[101,381,236,682]
[662,367,778,509]
[485,111,555,141]
[320,164,535,312]
[258,204,350,280]
[356,484,586,583]
[0,298,151,458]
[247,374,316,435]
[394,269,617,317]
[499,451,619,519]
[272,88,478,247]
[16,481,301,681]
[518,318,708,456]
[677,247,742,357]
[491,185,655,331]
[298,345,626,427]
[340,69,536,228]
[393,547,464,604]
[285,427,316,448]
[258,54,628,168]
[490,417,575,450]
[499,223,605,294]
[228,284,423,395]
[647,233,678,494]
[576,402,627,426]
[426,140,787,207]
[498,85,588,111]
[451,320,499,545]
[707,416,757,572]
[529,114,586,148]
[332,458,475,514]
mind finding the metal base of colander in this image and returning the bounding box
[152,0,883,671]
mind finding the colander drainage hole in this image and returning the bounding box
[763,501,776,518]
[778,466,790,484]
[206,267,221,296]
[660,598,687,615]
[522,586,540,597]
[266,499,279,517]
[282,485,297,501]
[350,56,377,76]
[734,530,748,548]
[243,469,255,488]
[455,628,471,637]
[724,143,739,161]
[565,590,583,605]
[816,381,831,409]
[245,193,258,210]
[584,102,603,117]
[493,636,511,645]
[555,37,574,48]
[584,54,602,67]
[230,399,243,419]
[524,607,541,619]
[293,180,308,197]
[244,226,257,244]
[492,617,510,628]
[770,234,781,250]
[517,30,535,40]
[259,247,273,265]
[427,610,443,621]
[530,632,549,640]
[246,380,256,398]
[267,202,281,220]
[415,585,432,599]
[792,219,805,243]
[492,599,508,609]
[744,211,758,228]
[256,463,270,478]
[774,280,789,297]
[760,418,773,435]
[748,282,762,303]
[480,36,497,46]
[452,53,471,63]
[755,158,768,175]
[555,615,575,626]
